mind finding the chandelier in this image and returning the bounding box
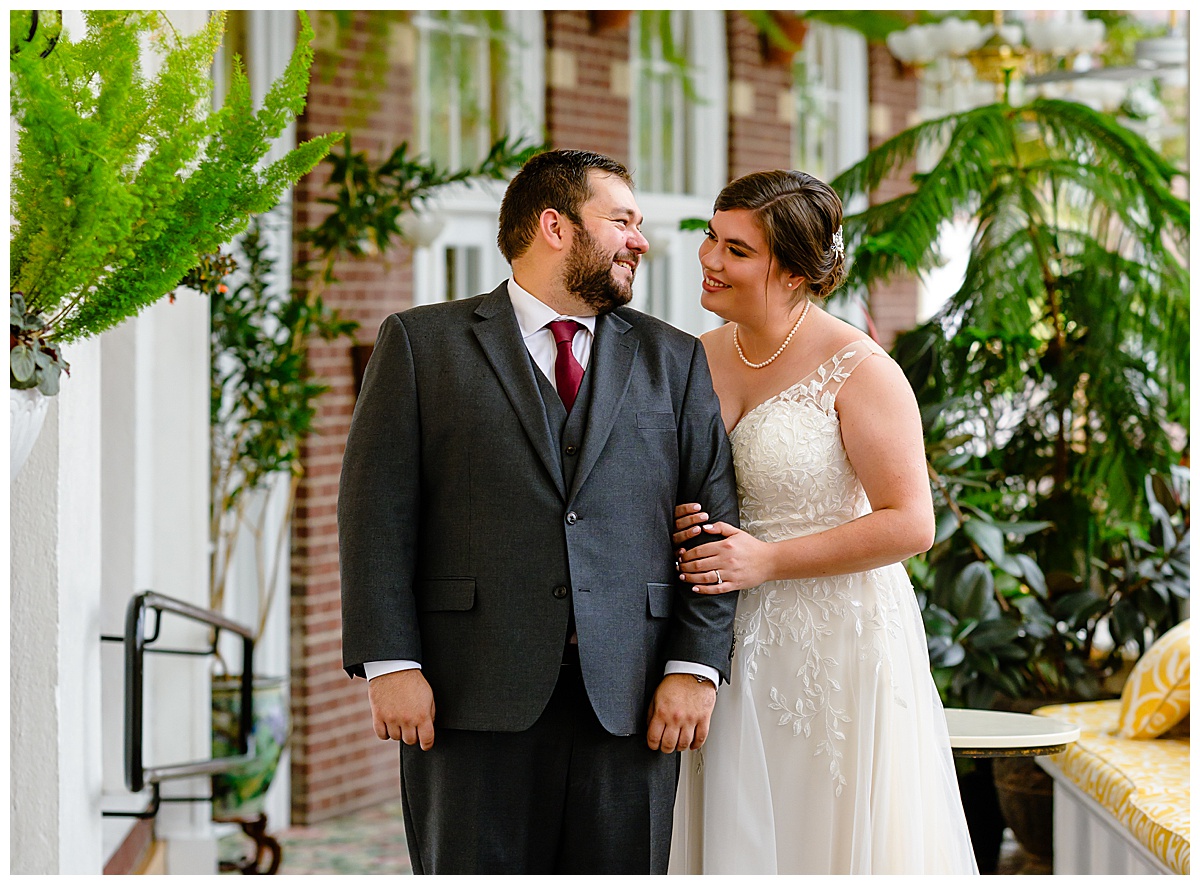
[885,11,1185,108]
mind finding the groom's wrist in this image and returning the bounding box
[663,660,719,688]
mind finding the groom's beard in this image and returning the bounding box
[563,226,637,315]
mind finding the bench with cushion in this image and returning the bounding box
[1034,620,1190,875]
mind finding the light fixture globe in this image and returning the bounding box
[968,12,1027,94]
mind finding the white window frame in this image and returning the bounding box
[792,22,869,182]
[628,11,727,335]
[411,11,544,306]
[791,23,869,327]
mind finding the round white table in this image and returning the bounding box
[944,708,1081,758]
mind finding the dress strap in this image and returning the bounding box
[812,338,886,401]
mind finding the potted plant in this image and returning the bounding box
[196,214,354,823]
[833,93,1189,866]
[8,9,342,478]
[834,93,1189,693]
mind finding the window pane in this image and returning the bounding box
[444,245,483,301]
[415,11,511,169]
[632,11,699,196]
[793,26,836,180]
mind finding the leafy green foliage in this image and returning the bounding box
[837,98,1190,705]
[10,291,69,395]
[207,216,357,635]
[303,134,542,284]
[210,217,355,503]
[9,10,342,366]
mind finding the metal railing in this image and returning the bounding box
[101,590,255,818]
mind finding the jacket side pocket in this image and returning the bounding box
[647,582,673,618]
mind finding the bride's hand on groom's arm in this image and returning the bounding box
[672,502,710,546]
[674,514,773,594]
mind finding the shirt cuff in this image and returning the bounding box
[664,660,719,688]
[363,659,421,681]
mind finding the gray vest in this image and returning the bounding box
[531,353,596,641]
[532,355,594,490]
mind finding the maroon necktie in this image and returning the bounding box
[548,320,584,412]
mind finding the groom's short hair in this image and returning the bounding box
[498,149,633,262]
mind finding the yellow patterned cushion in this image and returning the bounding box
[1119,620,1190,739]
[1036,700,1190,875]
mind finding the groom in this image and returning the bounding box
[338,149,739,874]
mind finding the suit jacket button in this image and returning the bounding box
[553,585,568,599]
[566,511,578,525]
[565,444,578,456]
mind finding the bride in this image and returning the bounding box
[667,170,977,874]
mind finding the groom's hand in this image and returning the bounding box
[367,669,436,750]
[646,673,717,753]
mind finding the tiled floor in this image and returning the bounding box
[276,800,411,875]
[221,800,1048,875]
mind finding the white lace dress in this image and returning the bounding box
[669,339,978,875]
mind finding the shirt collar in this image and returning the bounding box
[507,277,597,340]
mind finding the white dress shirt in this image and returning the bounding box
[364,279,718,688]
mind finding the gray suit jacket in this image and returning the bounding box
[339,283,739,736]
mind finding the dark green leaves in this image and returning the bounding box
[304,134,543,278]
[8,291,69,394]
[862,94,1189,704]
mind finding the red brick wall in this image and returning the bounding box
[864,43,921,349]
[289,9,416,824]
[545,11,631,161]
[726,12,793,179]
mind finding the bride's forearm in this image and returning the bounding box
[761,508,934,582]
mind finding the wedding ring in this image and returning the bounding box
[715,570,722,584]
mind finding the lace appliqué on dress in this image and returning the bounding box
[729,340,899,796]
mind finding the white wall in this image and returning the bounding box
[11,338,104,874]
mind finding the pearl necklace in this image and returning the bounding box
[733,300,811,369]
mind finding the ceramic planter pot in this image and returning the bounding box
[11,387,50,481]
[211,675,290,820]
[764,12,809,68]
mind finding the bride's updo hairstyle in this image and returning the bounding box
[714,170,847,305]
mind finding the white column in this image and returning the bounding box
[96,226,217,877]
[11,336,105,874]
[142,286,219,873]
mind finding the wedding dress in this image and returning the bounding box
[670,339,978,875]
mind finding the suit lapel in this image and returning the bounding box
[569,310,637,505]
[471,285,567,498]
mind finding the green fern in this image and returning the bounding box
[9,10,343,353]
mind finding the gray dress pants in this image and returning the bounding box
[398,658,679,874]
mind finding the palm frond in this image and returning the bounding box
[832,106,992,201]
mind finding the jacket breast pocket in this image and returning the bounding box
[415,578,476,612]
[637,410,676,431]
[647,582,673,618]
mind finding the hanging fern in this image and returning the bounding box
[9,10,343,354]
